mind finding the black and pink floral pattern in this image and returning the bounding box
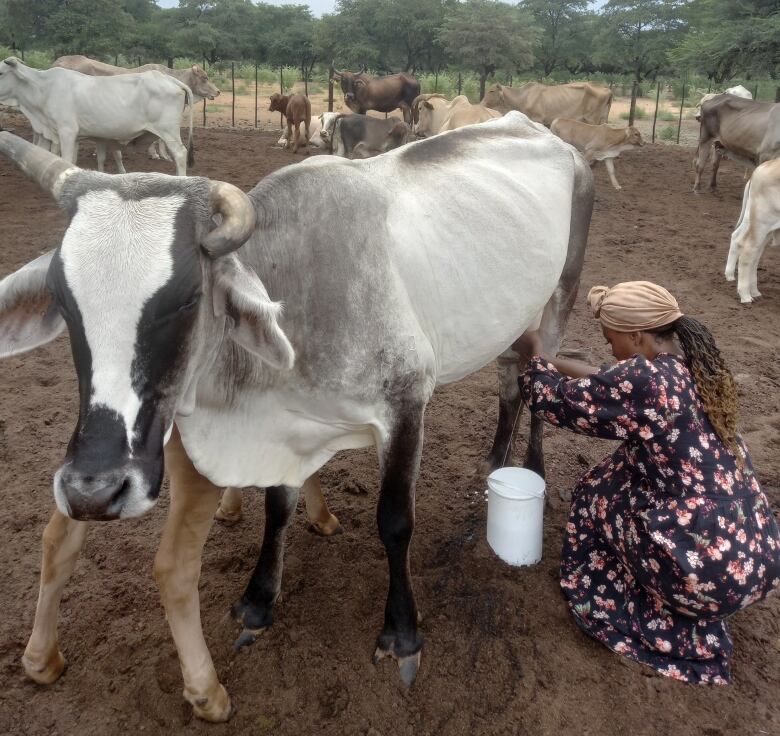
[521,353,780,684]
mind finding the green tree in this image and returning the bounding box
[522,0,589,76]
[437,0,535,99]
[595,0,687,83]
[671,0,780,82]
[44,0,134,58]
[266,7,323,84]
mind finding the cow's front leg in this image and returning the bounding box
[481,352,524,475]
[693,141,711,193]
[155,428,230,723]
[22,510,88,685]
[604,159,622,190]
[231,484,299,649]
[373,404,425,687]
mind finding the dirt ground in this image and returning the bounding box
[0,115,778,736]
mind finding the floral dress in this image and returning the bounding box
[521,353,780,684]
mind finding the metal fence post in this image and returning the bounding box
[202,98,206,128]
[328,63,334,112]
[231,62,235,128]
[776,86,780,103]
[676,72,687,145]
[754,84,759,100]
[457,71,462,96]
[254,63,258,128]
[651,80,661,143]
[279,67,284,129]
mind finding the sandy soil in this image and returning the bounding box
[0,115,777,736]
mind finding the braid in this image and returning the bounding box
[665,316,741,459]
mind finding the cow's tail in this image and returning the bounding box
[184,84,195,167]
[169,76,195,167]
[733,177,752,239]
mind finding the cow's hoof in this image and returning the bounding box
[724,272,735,282]
[22,648,65,685]
[214,506,242,525]
[739,295,754,304]
[308,514,343,537]
[373,645,422,688]
[231,597,273,650]
[751,289,762,299]
[188,684,233,722]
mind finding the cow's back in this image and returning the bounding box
[53,55,127,76]
[260,113,580,383]
[759,104,780,163]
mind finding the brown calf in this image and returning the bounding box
[268,93,312,154]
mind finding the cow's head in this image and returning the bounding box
[268,93,286,114]
[190,64,220,100]
[625,126,644,147]
[480,83,503,110]
[333,69,368,109]
[0,133,293,521]
[0,57,23,104]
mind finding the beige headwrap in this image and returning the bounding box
[587,281,683,332]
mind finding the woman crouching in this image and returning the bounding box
[519,281,780,684]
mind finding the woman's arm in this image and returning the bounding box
[514,330,599,378]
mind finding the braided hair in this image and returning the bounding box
[649,316,741,460]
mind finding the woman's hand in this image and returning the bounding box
[515,329,544,358]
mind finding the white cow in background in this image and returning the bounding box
[276,111,336,149]
[726,158,780,303]
[0,57,194,175]
[695,85,753,121]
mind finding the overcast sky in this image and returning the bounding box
[155,0,337,15]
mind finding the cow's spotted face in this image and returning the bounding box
[48,182,210,521]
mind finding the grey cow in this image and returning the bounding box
[0,112,593,722]
[323,112,411,158]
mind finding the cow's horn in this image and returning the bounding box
[0,132,78,201]
[202,180,256,258]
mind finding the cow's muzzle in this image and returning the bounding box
[54,460,160,521]
[345,93,355,102]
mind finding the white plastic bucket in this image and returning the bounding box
[486,467,545,566]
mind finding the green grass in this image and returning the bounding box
[619,106,648,120]
[658,109,677,121]
[659,125,676,141]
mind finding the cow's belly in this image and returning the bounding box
[385,162,572,384]
[176,389,383,489]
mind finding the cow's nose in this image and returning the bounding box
[58,467,130,520]
[213,90,220,98]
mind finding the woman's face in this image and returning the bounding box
[602,325,640,361]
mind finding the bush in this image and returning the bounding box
[658,109,676,121]
[619,106,648,120]
[659,125,675,141]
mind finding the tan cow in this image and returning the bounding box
[551,118,643,190]
[725,159,780,303]
[53,55,219,101]
[268,93,311,154]
[411,94,470,136]
[482,81,612,126]
[440,104,502,132]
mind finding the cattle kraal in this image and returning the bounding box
[0,113,593,722]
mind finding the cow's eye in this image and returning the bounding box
[152,293,201,325]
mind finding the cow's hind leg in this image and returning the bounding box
[231,484,300,649]
[604,158,622,190]
[373,401,426,687]
[154,428,230,722]
[304,474,342,536]
[482,155,593,479]
[215,486,243,524]
[22,510,88,685]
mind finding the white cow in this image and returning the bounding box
[0,57,193,175]
[276,111,336,149]
[725,158,780,303]
[695,85,753,121]
[0,113,593,721]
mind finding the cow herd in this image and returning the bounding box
[0,57,777,723]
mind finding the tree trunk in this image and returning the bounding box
[479,70,487,102]
[167,57,174,69]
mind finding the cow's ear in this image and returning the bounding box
[212,254,294,370]
[0,250,65,358]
